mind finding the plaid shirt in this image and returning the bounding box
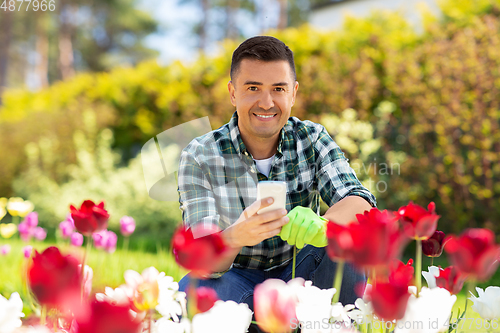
[178,112,376,277]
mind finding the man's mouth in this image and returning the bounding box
[254,113,276,119]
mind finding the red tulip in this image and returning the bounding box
[326,222,352,261]
[370,281,411,321]
[422,230,447,257]
[171,224,227,278]
[186,286,219,314]
[77,298,141,333]
[28,246,81,308]
[389,259,414,286]
[398,202,439,240]
[70,200,110,236]
[335,208,407,270]
[445,228,500,281]
[435,266,465,295]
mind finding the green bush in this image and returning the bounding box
[12,110,182,251]
[2,0,500,236]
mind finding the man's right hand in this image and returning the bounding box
[222,198,289,248]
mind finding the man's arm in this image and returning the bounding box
[322,195,373,225]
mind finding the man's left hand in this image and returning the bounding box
[279,206,328,249]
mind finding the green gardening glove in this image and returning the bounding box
[279,206,328,249]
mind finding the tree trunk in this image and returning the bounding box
[35,12,50,88]
[225,0,238,40]
[277,0,288,30]
[0,10,13,105]
[58,3,76,80]
[198,0,210,52]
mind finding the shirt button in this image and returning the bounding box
[269,258,274,263]
[250,168,256,173]
[244,151,249,156]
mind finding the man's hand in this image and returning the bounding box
[222,198,289,248]
[279,206,328,249]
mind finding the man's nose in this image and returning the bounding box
[258,91,274,110]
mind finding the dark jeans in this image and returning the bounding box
[179,245,365,331]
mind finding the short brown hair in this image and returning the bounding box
[230,36,297,81]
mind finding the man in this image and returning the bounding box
[177,36,376,319]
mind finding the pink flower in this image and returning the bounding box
[120,216,136,237]
[254,278,303,333]
[1,244,11,255]
[23,245,33,258]
[59,215,75,239]
[71,232,84,247]
[25,212,39,228]
[33,227,47,241]
[93,230,118,253]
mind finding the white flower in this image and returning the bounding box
[12,326,51,333]
[96,286,132,306]
[422,266,442,289]
[191,300,252,333]
[154,318,191,333]
[156,275,186,322]
[347,298,374,325]
[469,286,500,321]
[395,287,456,333]
[0,292,24,333]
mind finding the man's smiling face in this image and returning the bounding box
[228,59,299,144]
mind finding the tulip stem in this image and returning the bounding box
[292,246,297,279]
[123,236,130,253]
[187,277,198,321]
[331,260,344,305]
[40,305,46,326]
[415,239,422,297]
[81,235,92,302]
[430,257,434,266]
[13,215,19,225]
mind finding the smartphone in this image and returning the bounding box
[256,181,287,215]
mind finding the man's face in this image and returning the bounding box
[228,59,299,143]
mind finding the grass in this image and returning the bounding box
[0,237,186,316]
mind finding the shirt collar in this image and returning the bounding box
[228,111,287,157]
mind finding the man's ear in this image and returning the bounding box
[228,81,236,107]
[291,81,299,107]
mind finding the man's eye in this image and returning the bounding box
[249,86,258,91]
[275,87,285,92]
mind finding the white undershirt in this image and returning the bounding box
[254,155,275,177]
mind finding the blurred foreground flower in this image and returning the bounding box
[445,228,500,281]
[0,223,17,238]
[254,278,303,333]
[0,292,24,333]
[156,275,186,322]
[370,260,413,321]
[120,216,136,236]
[172,225,227,278]
[295,280,339,332]
[186,286,218,315]
[191,300,252,333]
[93,229,117,253]
[79,264,94,299]
[28,246,81,309]
[395,287,456,333]
[469,286,500,321]
[398,202,439,240]
[70,200,109,236]
[124,267,161,312]
[329,208,406,270]
[6,197,34,217]
[76,298,142,333]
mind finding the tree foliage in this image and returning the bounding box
[1,0,500,235]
